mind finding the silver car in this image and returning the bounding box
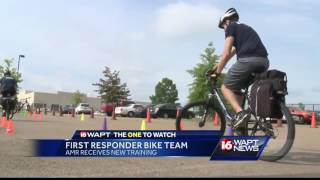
[75,103,92,114]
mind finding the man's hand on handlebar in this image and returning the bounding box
[212,64,218,72]
[206,64,220,81]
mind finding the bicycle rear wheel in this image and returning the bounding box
[247,101,295,162]
[176,101,226,132]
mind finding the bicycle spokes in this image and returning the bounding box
[177,101,225,131]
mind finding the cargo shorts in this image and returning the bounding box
[223,57,269,93]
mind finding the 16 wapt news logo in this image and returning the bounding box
[210,136,269,160]
[221,138,259,152]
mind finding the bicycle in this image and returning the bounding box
[176,71,295,162]
[1,96,29,120]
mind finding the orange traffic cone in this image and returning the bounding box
[214,112,220,126]
[33,113,38,121]
[146,108,151,123]
[176,109,181,118]
[6,120,14,134]
[38,112,44,121]
[311,112,318,128]
[2,117,8,128]
[180,122,184,130]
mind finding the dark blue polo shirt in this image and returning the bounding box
[225,22,268,59]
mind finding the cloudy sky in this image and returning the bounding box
[0,0,319,105]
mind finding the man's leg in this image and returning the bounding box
[221,84,250,130]
[221,84,243,113]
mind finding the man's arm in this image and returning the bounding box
[227,47,236,60]
[215,36,235,74]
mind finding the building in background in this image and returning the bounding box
[17,90,101,111]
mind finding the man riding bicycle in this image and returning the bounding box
[209,8,269,128]
[0,70,18,113]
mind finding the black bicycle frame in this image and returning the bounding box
[209,87,250,124]
[211,88,233,121]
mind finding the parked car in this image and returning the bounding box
[138,105,155,118]
[94,110,105,116]
[115,104,145,117]
[288,106,312,124]
[75,103,92,114]
[62,105,75,114]
[151,103,194,119]
[100,103,115,116]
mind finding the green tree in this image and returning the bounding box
[72,90,85,105]
[298,102,305,110]
[187,42,224,102]
[0,58,23,83]
[150,78,179,104]
[92,66,130,104]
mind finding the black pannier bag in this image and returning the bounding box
[249,70,287,118]
[0,76,17,97]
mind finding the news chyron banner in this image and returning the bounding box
[33,130,270,160]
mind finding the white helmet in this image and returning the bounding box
[218,8,239,29]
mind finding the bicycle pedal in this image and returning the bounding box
[199,121,205,128]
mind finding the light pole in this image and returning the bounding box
[18,55,25,72]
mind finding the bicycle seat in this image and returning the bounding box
[248,72,262,84]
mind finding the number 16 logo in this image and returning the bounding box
[80,131,87,138]
[221,138,233,151]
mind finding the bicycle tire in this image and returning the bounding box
[259,101,295,162]
[176,100,226,133]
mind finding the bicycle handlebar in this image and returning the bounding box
[205,70,218,89]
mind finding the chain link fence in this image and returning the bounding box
[287,104,320,122]
[286,104,320,112]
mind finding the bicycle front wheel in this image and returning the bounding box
[176,101,226,132]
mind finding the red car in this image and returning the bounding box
[100,101,135,116]
[100,103,115,116]
[288,106,312,124]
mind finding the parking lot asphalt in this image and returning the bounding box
[0,113,319,177]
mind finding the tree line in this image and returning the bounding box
[0,48,307,109]
[0,45,308,109]
[0,43,221,105]
[91,42,223,105]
